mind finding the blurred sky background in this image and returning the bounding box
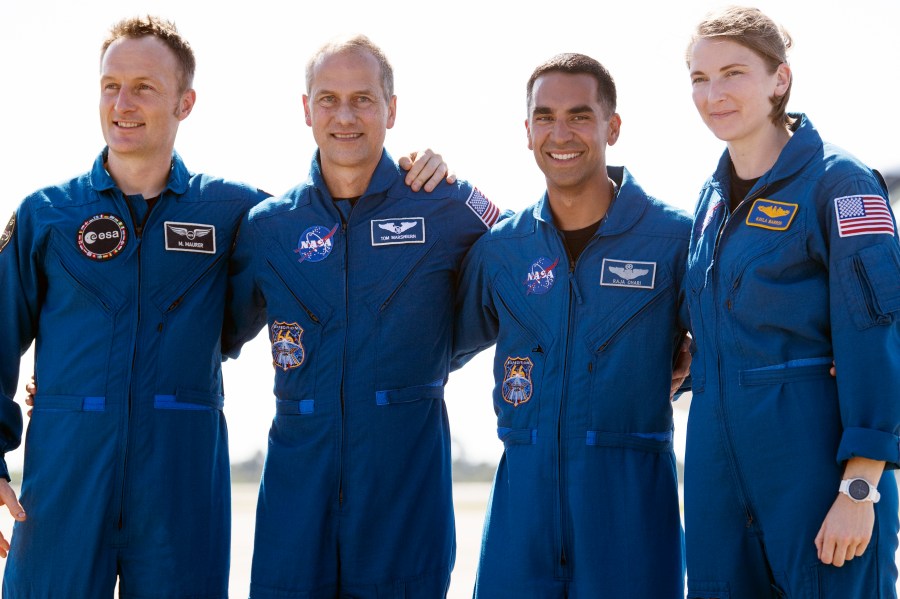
[1,0,898,471]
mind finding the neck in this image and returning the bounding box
[547,175,614,231]
[320,155,381,199]
[105,150,172,198]
[727,123,792,180]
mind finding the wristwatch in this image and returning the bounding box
[839,478,881,503]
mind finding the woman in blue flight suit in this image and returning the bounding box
[683,7,900,598]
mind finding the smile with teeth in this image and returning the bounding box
[115,121,143,128]
[333,133,362,139]
[550,151,581,161]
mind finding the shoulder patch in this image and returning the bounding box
[834,195,895,237]
[0,213,15,254]
[745,199,798,231]
[466,187,500,228]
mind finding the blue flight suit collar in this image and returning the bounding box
[532,165,647,236]
[89,147,191,196]
[307,148,401,202]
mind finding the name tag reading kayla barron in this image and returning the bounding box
[164,222,216,254]
[745,199,798,231]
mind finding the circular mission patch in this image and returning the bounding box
[77,214,127,260]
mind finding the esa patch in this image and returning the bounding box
[164,221,216,254]
[834,195,895,237]
[502,357,533,407]
[0,213,15,254]
[295,224,338,263]
[370,217,425,246]
[745,199,798,231]
[271,321,305,371]
[524,256,559,295]
[600,259,656,289]
[77,214,127,260]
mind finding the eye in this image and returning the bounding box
[138,83,154,91]
[725,70,742,78]
[355,96,373,105]
[691,76,708,85]
[534,115,553,123]
[103,83,120,91]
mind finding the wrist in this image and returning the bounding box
[839,478,881,503]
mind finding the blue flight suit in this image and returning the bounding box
[0,150,268,599]
[684,114,900,599]
[452,166,689,598]
[223,150,499,599]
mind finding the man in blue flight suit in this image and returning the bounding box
[223,35,503,598]
[452,53,690,598]
[0,18,448,599]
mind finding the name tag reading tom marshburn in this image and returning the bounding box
[164,221,216,254]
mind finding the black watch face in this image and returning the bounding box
[848,479,870,501]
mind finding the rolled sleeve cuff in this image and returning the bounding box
[0,457,9,482]
[837,427,900,469]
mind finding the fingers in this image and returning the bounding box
[0,532,9,559]
[402,149,453,193]
[0,482,25,522]
[398,154,414,172]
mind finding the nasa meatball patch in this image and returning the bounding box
[0,213,15,254]
[295,224,338,263]
[600,259,656,289]
[77,214,127,260]
[164,221,216,254]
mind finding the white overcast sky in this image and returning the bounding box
[1,0,898,468]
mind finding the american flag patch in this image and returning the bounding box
[466,188,500,228]
[834,195,895,237]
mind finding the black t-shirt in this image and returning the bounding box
[562,220,602,264]
[729,165,759,212]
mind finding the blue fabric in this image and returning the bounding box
[224,150,498,596]
[453,166,690,598]
[0,148,268,597]
[684,114,900,598]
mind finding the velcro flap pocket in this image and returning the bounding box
[33,395,106,412]
[586,430,673,453]
[376,378,444,405]
[497,427,537,446]
[155,389,224,411]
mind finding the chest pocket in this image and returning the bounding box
[367,233,452,396]
[261,242,335,406]
[491,278,554,444]
[586,264,677,432]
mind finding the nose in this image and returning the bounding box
[706,78,726,103]
[114,88,136,113]
[334,100,354,125]
[550,119,573,143]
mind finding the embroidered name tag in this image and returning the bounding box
[371,217,425,246]
[600,259,657,289]
[745,199,798,231]
[164,221,216,254]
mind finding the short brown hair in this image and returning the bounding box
[526,53,616,119]
[306,34,394,103]
[687,6,793,127]
[101,16,196,93]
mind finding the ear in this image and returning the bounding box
[302,95,312,127]
[774,63,791,97]
[607,113,622,146]
[386,95,397,130]
[525,117,534,151]
[177,89,196,122]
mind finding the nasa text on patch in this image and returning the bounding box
[370,217,425,246]
[600,259,656,289]
[0,213,15,254]
[77,214,128,260]
[745,199,798,231]
[164,221,216,254]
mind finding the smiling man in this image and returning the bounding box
[451,53,691,598]
[0,16,270,598]
[223,35,502,598]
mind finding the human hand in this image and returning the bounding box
[399,149,457,192]
[670,334,692,400]
[24,375,35,418]
[814,493,874,567]
[0,479,26,558]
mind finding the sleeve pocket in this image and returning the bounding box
[837,243,900,329]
